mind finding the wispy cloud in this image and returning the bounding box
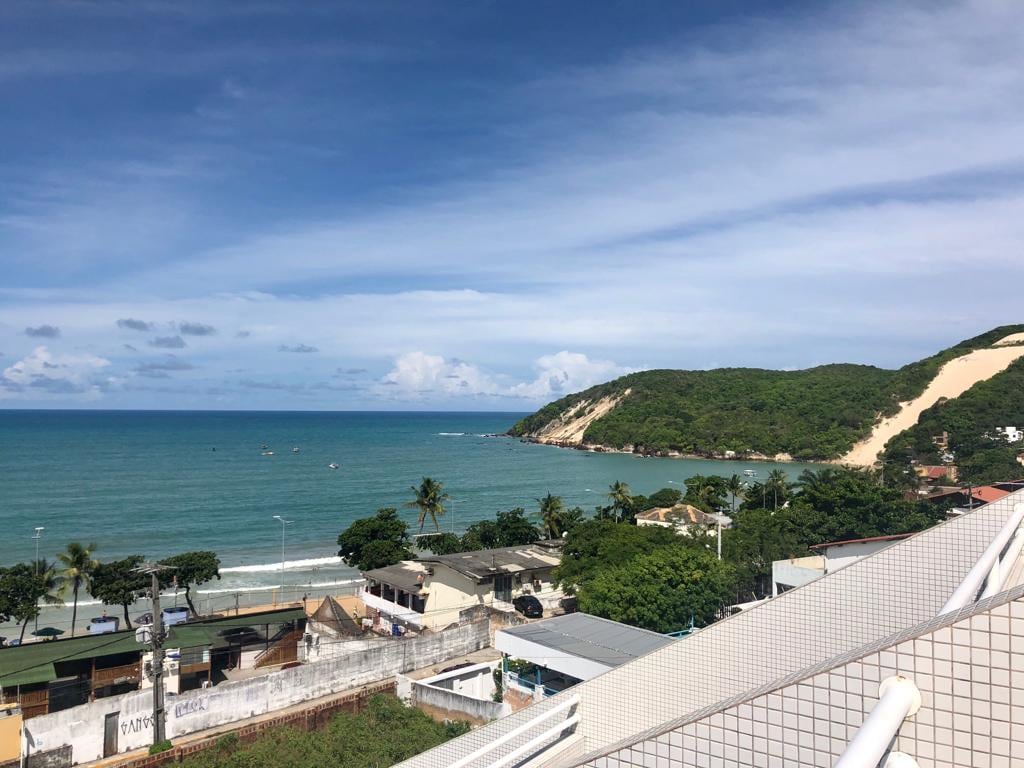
[149,335,187,349]
[24,324,60,338]
[117,318,153,331]
[1,346,111,399]
[178,321,216,336]
[278,344,318,354]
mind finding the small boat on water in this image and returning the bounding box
[328,462,339,470]
[292,447,300,453]
[261,444,269,450]
[262,451,274,456]
[743,469,758,478]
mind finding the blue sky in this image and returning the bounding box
[2,0,1023,409]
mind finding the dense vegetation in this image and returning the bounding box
[179,695,468,768]
[550,467,946,625]
[882,357,1024,485]
[510,325,1024,460]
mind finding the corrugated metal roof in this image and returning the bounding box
[0,607,307,688]
[497,613,674,668]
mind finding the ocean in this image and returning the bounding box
[0,410,809,632]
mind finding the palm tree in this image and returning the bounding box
[766,469,790,511]
[536,493,565,539]
[607,481,633,522]
[726,474,745,517]
[406,477,449,533]
[18,558,64,642]
[797,466,841,496]
[58,542,98,636]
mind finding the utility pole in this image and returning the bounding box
[133,562,173,747]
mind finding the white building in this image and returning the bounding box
[360,541,562,630]
[635,504,729,537]
[771,533,911,595]
[996,426,1023,443]
[397,490,1024,768]
[495,613,674,695]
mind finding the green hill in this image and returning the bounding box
[509,325,1024,463]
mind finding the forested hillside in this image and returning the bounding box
[881,357,1024,485]
[510,325,1024,462]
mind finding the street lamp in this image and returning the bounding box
[273,516,293,576]
[32,527,44,573]
[32,527,44,631]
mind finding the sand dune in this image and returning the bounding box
[533,389,631,444]
[841,338,1024,467]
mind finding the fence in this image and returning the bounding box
[22,619,490,765]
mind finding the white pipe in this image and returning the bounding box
[883,753,920,768]
[485,713,581,768]
[448,695,580,768]
[940,503,1024,614]
[981,528,1024,599]
[834,676,920,768]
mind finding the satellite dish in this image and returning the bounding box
[135,626,152,644]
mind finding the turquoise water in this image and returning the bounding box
[0,410,809,596]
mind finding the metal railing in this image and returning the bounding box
[448,694,580,768]
[940,502,1024,614]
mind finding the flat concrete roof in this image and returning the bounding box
[496,612,674,669]
[420,541,561,582]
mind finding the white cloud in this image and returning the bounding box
[377,352,502,400]
[378,350,634,403]
[1,346,112,399]
[510,351,636,400]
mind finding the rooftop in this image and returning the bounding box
[634,504,707,525]
[0,607,306,688]
[418,541,561,582]
[496,613,674,669]
[363,560,430,591]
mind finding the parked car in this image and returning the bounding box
[512,595,543,618]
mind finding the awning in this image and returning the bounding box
[0,662,57,689]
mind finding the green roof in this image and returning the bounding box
[0,607,307,688]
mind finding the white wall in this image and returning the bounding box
[23,620,490,765]
[770,555,824,596]
[822,539,900,573]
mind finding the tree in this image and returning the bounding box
[765,469,792,511]
[536,493,565,539]
[406,477,449,533]
[0,564,48,642]
[553,519,686,595]
[460,509,539,550]
[639,488,683,511]
[419,533,463,555]
[578,546,735,633]
[58,542,99,636]
[90,556,149,628]
[337,508,413,571]
[722,508,807,600]
[159,551,221,617]
[725,474,745,518]
[684,475,728,513]
[605,481,636,522]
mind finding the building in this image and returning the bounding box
[0,608,305,719]
[635,504,728,536]
[771,533,912,595]
[995,426,1022,443]
[397,489,1024,768]
[495,613,674,696]
[915,464,958,483]
[360,541,562,630]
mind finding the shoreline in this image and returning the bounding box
[509,434,814,464]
